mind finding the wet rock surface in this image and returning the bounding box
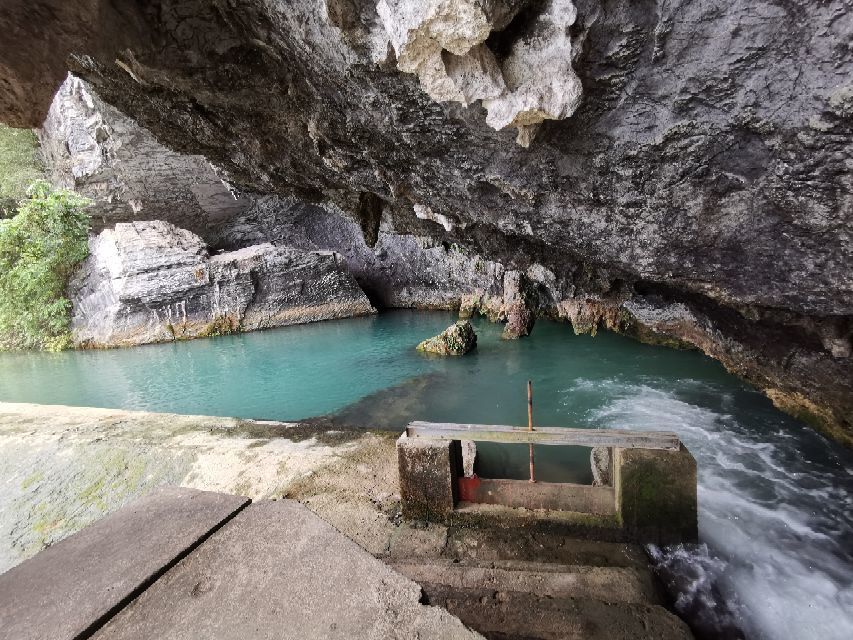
[417,320,478,356]
[70,221,375,348]
[499,271,536,339]
[1,1,851,443]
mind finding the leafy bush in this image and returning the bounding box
[0,182,90,351]
[0,125,45,218]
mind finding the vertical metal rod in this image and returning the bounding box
[528,380,535,483]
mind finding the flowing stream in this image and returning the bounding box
[0,310,850,640]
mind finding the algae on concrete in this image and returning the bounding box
[0,403,369,573]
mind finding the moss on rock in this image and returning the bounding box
[416,320,477,356]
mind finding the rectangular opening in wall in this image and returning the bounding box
[458,441,616,516]
[472,442,595,485]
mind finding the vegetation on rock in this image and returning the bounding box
[0,181,90,351]
[0,125,44,218]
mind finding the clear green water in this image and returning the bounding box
[0,311,851,640]
[0,311,744,483]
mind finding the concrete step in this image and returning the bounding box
[450,502,628,542]
[444,524,651,569]
[389,558,663,605]
[422,584,693,640]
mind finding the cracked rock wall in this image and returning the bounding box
[39,75,250,240]
[70,221,375,348]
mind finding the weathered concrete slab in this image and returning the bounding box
[458,478,616,515]
[0,486,248,640]
[443,518,647,566]
[397,432,460,521]
[388,521,449,560]
[407,422,681,450]
[92,500,481,640]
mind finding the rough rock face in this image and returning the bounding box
[214,196,508,309]
[70,221,375,348]
[375,0,582,145]
[39,75,249,239]
[2,1,851,443]
[3,1,850,315]
[498,271,536,339]
[417,321,478,356]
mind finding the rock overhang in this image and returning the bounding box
[0,0,851,442]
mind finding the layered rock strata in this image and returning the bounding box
[39,75,249,240]
[70,221,375,348]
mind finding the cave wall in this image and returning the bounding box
[2,0,851,443]
[39,75,250,240]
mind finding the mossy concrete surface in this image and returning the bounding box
[397,433,461,522]
[0,402,365,574]
[614,445,698,544]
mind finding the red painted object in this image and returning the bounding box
[458,475,481,502]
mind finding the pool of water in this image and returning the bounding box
[0,310,851,640]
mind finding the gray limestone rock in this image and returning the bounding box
[69,221,375,348]
[39,75,250,241]
[500,271,536,339]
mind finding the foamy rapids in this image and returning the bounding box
[569,378,853,640]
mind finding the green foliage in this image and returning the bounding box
[0,182,90,351]
[0,125,45,218]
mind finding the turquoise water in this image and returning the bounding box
[0,311,851,639]
[0,311,744,483]
[0,310,730,423]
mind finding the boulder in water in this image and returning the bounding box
[417,321,477,356]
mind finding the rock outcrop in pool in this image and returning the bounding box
[70,221,375,348]
[417,321,477,356]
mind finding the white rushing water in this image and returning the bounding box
[581,379,853,640]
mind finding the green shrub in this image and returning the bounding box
[0,182,91,351]
[0,125,45,218]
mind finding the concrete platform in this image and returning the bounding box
[0,486,249,640]
[383,507,694,639]
[92,500,480,640]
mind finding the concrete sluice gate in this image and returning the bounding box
[398,422,698,545]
